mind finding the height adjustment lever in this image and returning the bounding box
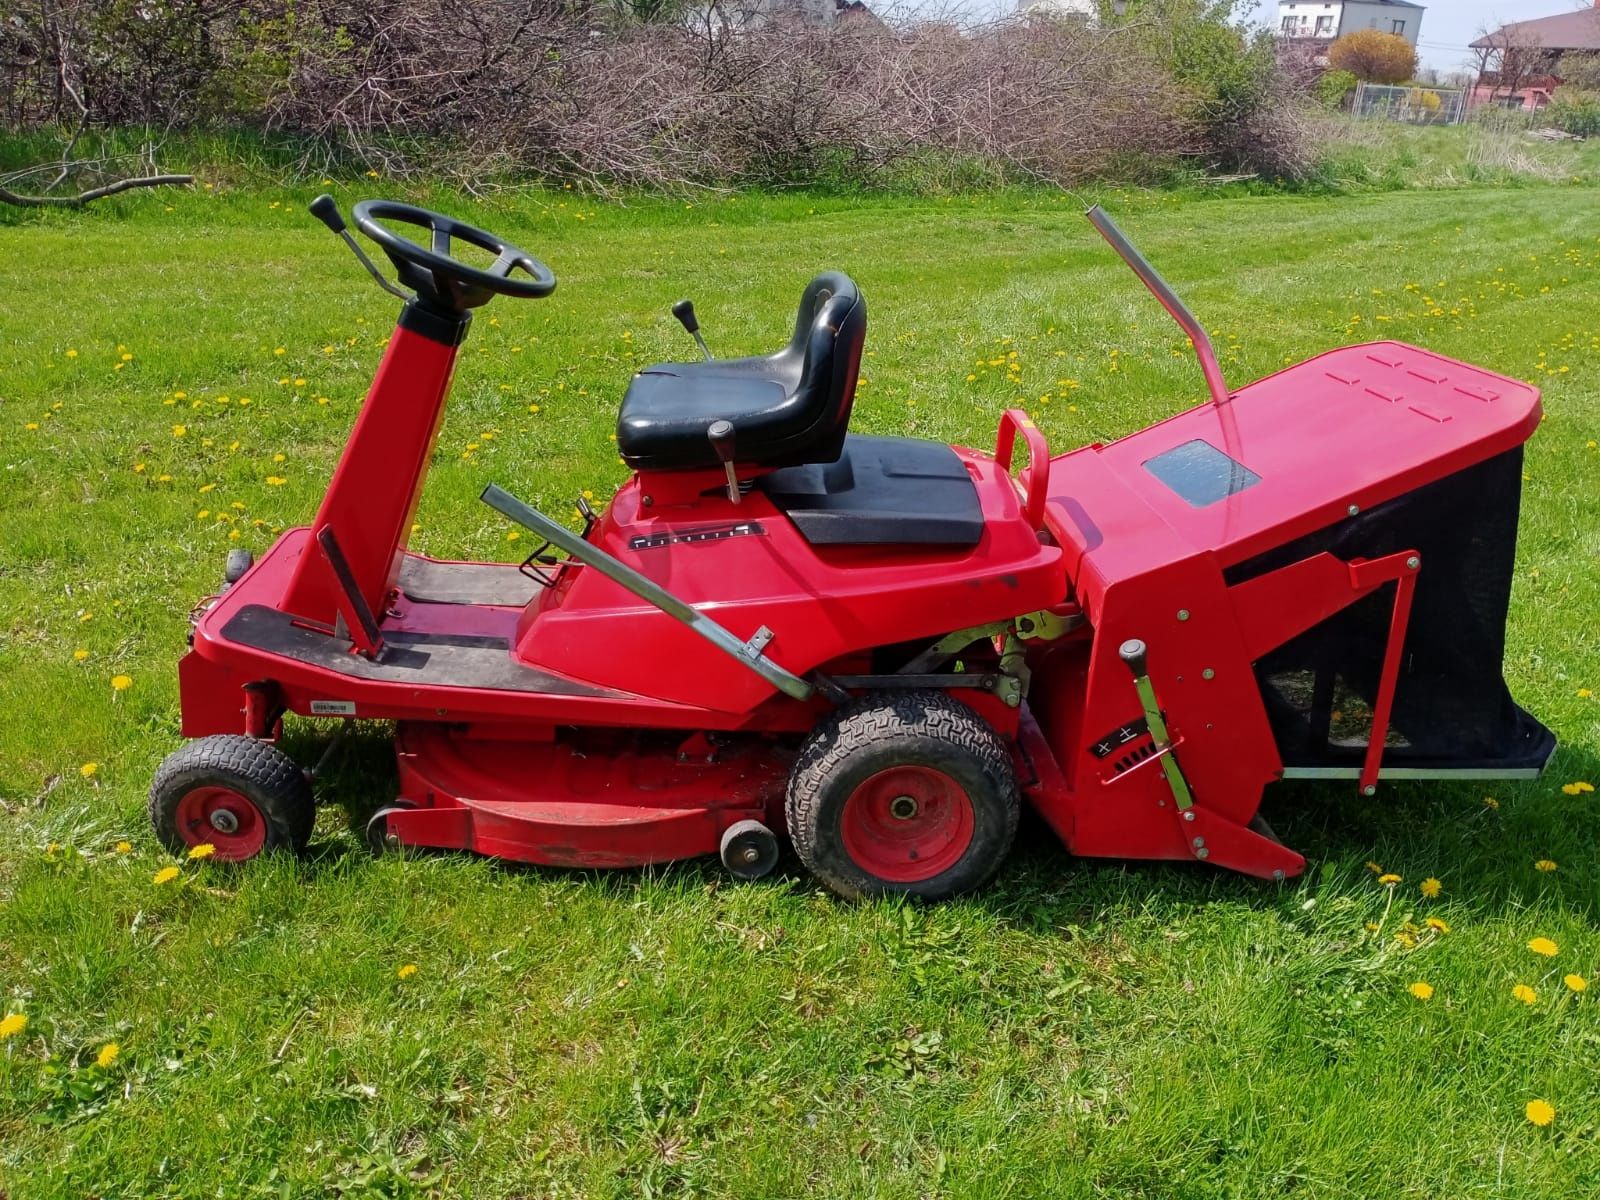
[1118,638,1194,811]
[672,299,713,360]
[308,193,411,302]
[708,419,740,505]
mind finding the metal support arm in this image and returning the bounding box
[480,485,814,702]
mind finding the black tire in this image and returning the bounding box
[148,735,314,862]
[786,691,1019,901]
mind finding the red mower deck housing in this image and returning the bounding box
[151,197,1554,899]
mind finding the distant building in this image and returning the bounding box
[710,0,881,29]
[1275,1,1424,48]
[1469,6,1600,112]
[1014,0,1125,23]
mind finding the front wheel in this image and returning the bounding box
[149,735,314,862]
[786,691,1019,901]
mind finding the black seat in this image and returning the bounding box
[616,272,865,471]
[758,436,983,547]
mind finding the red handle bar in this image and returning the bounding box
[995,409,1050,531]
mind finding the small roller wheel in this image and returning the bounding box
[223,548,255,587]
[365,802,417,855]
[720,819,780,880]
[149,735,314,862]
[787,691,1019,901]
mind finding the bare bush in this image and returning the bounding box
[0,0,1302,191]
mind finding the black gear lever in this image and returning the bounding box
[672,299,713,360]
[308,194,411,301]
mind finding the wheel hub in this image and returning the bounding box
[838,764,976,884]
[173,785,267,861]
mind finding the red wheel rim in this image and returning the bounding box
[839,765,974,883]
[173,786,266,861]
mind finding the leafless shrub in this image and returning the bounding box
[0,0,1301,192]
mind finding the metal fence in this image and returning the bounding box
[1351,82,1466,127]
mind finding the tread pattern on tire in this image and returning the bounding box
[786,690,1019,900]
[148,735,314,857]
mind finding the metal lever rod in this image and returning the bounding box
[480,485,812,701]
[1085,206,1230,409]
[309,194,411,301]
[1118,638,1194,810]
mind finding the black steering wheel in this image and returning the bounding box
[352,199,556,313]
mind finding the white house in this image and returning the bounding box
[1014,0,1126,22]
[1276,0,1424,47]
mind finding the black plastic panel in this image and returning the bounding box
[219,605,617,696]
[758,435,983,547]
[397,556,535,607]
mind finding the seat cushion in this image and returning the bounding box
[757,436,983,547]
[617,356,813,471]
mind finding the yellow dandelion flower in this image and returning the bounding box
[1525,1099,1555,1127]
[96,1042,120,1069]
[1560,780,1594,795]
[1425,916,1450,933]
[1513,983,1538,1005]
[396,963,418,979]
[1378,873,1402,885]
[1563,973,1587,992]
[1408,981,1434,1001]
[1420,877,1441,898]
[1534,859,1557,872]
[1579,688,1593,699]
[1482,795,1499,809]
[187,842,215,860]
[272,453,286,463]
[114,840,132,855]
[66,348,78,358]
[1528,937,1559,957]
[265,476,287,486]
[73,648,89,662]
[172,424,187,437]
[293,377,306,387]
[1365,861,1384,874]
[152,865,181,885]
[111,674,132,691]
[0,1013,27,1039]
[80,762,98,778]
[274,346,286,356]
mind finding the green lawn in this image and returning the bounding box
[1,179,1597,1197]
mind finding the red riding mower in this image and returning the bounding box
[149,196,1555,899]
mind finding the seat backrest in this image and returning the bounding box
[786,272,866,463]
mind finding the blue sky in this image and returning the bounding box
[1389,1,1579,70]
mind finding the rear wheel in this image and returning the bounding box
[149,735,314,862]
[786,691,1018,901]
